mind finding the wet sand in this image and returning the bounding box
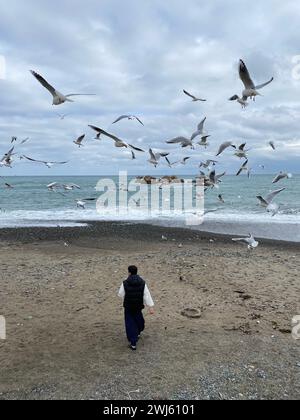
[0,222,299,400]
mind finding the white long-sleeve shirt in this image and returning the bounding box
[118,283,154,307]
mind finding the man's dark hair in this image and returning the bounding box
[128,265,138,275]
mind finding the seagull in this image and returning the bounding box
[57,113,69,120]
[4,183,14,189]
[232,143,249,159]
[236,160,251,178]
[47,182,61,192]
[131,151,136,160]
[230,59,274,104]
[232,234,259,249]
[169,157,191,167]
[148,149,169,167]
[0,147,15,168]
[272,172,292,184]
[199,160,218,169]
[218,194,225,204]
[183,90,206,102]
[205,170,226,190]
[20,137,30,145]
[191,117,207,141]
[63,183,81,191]
[112,115,144,126]
[73,134,86,148]
[216,141,232,156]
[30,70,96,105]
[88,126,144,152]
[23,155,68,168]
[229,95,249,108]
[11,136,18,144]
[76,198,97,210]
[269,141,276,150]
[197,135,211,148]
[257,188,285,216]
[166,136,194,149]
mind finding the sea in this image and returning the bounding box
[0,175,299,242]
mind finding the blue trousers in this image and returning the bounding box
[125,309,145,346]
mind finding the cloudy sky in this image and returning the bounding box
[0,0,300,176]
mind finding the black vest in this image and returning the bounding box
[123,275,146,312]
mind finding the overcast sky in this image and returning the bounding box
[0,0,300,176]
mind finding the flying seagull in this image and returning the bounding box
[236,159,251,178]
[30,70,96,105]
[148,149,169,167]
[191,117,207,141]
[197,135,211,148]
[232,234,259,249]
[166,136,194,149]
[112,115,144,126]
[269,141,276,150]
[199,160,218,169]
[88,125,144,152]
[23,155,68,168]
[183,90,206,102]
[0,147,15,168]
[76,198,97,210]
[218,194,225,204]
[257,188,285,216]
[230,59,274,105]
[272,172,292,184]
[20,137,30,145]
[73,134,86,148]
[169,157,191,167]
[216,141,232,156]
[232,143,249,159]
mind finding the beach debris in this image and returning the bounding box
[181,308,202,319]
[161,235,168,241]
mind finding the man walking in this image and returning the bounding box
[118,266,154,351]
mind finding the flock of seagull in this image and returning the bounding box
[0,60,295,248]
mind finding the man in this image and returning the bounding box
[118,266,154,351]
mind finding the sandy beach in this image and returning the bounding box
[0,222,299,400]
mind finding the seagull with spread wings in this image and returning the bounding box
[30,70,96,105]
[148,149,169,168]
[257,188,285,216]
[88,125,145,152]
[0,147,16,168]
[229,59,274,106]
[183,90,206,102]
[232,234,259,249]
[73,134,86,148]
[112,115,144,126]
[23,155,68,168]
[191,117,207,141]
[166,136,194,149]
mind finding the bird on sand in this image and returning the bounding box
[30,70,96,105]
[232,234,259,249]
[183,90,206,102]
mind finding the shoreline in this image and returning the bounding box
[0,220,299,247]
